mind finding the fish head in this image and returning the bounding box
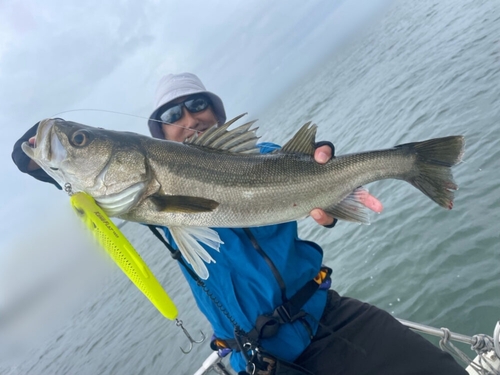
[22,118,151,216]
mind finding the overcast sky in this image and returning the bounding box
[0,0,391,298]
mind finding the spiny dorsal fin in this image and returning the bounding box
[186,114,244,146]
[279,122,317,156]
[184,114,261,154]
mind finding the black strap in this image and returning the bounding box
[243,228,287,303]
[254,268,330,340]
[148,225,328,352]
[147,225,247,333]
[215,269,332,348]
[147,225,200,281]
[272,279,319,324]
[147,225,177,254]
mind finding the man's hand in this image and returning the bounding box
[310,144,336,226]
[310,144,383,227]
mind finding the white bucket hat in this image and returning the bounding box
[148,73,226,139]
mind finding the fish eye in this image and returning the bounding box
[71,130,91,147]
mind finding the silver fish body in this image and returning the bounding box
[22,117,464,279]
[135,139,418,227]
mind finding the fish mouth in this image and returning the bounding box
[23,119,65,163]
[21,118,68,180]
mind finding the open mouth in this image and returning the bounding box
[21,118,70,188]
[21,119,66,167]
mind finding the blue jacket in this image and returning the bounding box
[162,143,329,372]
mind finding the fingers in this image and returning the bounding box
[314,145,332,164]
[29,136,36,146]
[310,208,335,226]
[312,145,334,226]
[310,191,383,228]
[312,144,383,226]
[357,190,384,213]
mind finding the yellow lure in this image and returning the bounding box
[69,191,178,320]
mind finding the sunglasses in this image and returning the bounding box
[158,95,211,124]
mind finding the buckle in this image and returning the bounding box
[272,304,306,324]
[273,305,292,324]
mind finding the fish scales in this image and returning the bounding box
[22,117,464,279]
[141,144,416,228]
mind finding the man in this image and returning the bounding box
[12,73,466,375]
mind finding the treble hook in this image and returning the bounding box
[176,318,206,354]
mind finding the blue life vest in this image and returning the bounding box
[161,143,329,372]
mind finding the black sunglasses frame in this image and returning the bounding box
[157,94,212,124]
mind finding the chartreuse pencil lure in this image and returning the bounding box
[68,188,178,320]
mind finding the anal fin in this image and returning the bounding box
[323,187,372,224]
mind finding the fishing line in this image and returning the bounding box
[49,108,195,132]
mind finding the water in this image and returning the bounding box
[3,0,500,374]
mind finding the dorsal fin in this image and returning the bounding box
[279,122,317,156]
[184,114,261,154]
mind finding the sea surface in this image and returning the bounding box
[3,0,500,374]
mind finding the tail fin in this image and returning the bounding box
[398,136,465,209]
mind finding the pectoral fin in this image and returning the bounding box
[150,195,219,213]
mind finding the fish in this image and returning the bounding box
[22,115,465,279]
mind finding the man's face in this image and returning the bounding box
[161,95,218,142]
